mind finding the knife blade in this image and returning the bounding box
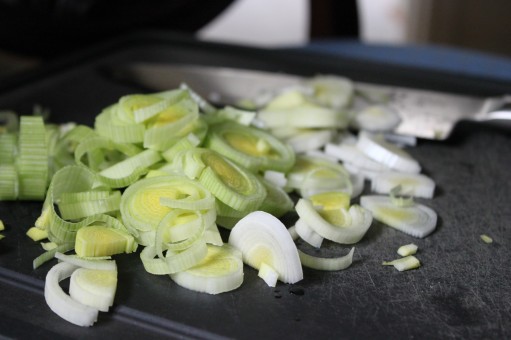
[104,63,511,140]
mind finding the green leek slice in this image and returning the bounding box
[360,195,437,238]
[0,164,18,200]
[179,148,266,212]
[228,211,303,284]
[58,190,121,220]
[17,116,48,200]
[299,247,354,271]
[0,132,17,165]
[44,262,98,327]
[205,121,295,173]
[170,244,243,294]
[95,104,145,144]
[26,226,48,241]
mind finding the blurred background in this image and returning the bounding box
[1,0,511,79]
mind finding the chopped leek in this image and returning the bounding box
[353,105,401,132]
[69,267,118,312]
[295,198,372,244]
[229,211,303,284]
[299,247,354,271]
[360,195,437,238]
[372,172,435,199]
[26,226,48,241]
[74,225,137,257]
[305,75,354,109]
[44,262,98,327]
[258,262,279,287]
[357,132,421,174]
[382,255,421,271]
[480,234,493,244]
[170,244,243,294]
[397,243,418,256]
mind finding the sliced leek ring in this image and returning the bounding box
[69,267,118,312]
[360,195,437,238]
[205,121,295,173]
[228,211,303,284]
[294,218,323,248]
[295,198,373,244]
[371,172,436,199]
[357,132,421,174]
[170,244,243,294]
[305,74,354,109]
[44,262,98,327]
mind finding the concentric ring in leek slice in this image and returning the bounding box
[206,121,295,173]
[69,267,117,312]
[170,244,243,294]
[197,149,266,211]
[229,211,303,284]
[95,104,145,144]
[120,175,214,244]
[360,195,437,238]
[295,198,373,244]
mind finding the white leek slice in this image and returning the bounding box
[295,199,372,244]
[285,129,334,153]
[382,255,421,271]
[354,105,401,132]
[258,262,279,287]
[69,267,118,312]
[263,170,287,188]
[299,247,354,271]
[357,132,421,173]
[44,262,98,327]
[305,75,354,109]
[324,143,390,173]
[397,243,418,256]
[360,195,437,238]
[170,244,243,294]
[371,172,435,198]
[294,218,323,248]
[287,226,299,241]
[228,211,303,284]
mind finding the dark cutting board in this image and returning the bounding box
[0,32,510,339]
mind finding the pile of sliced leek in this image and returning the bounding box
[0,74,439,327]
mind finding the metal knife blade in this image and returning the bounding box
[104,63,511,140]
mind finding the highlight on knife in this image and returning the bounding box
[103,62,511,140]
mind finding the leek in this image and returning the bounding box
[360,195,437,238]
[382,255,421,271]
[299,247,354,271]
[229,211,303,284]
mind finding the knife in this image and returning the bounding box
[104,63,511,140]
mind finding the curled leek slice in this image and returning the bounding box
[178,148,266,212]
[95,104,145,144]
[360,195,437,238]
[205,121,295,173]
[41,166,128,245]
[58,190,121,220]
[371,172,436,199]
[324,143,390,173]
[170,244,244,294]
[44,262,98,327]
[228,211,303,284]
[69,267,118,312]
[295,198,372,244]
[55,252,117,271]
[357,132,421,174]
[120,175,215,245]
[299,247,354,271]
[294,218,323,248]
[287,155,352,197]
[284,129,334,153]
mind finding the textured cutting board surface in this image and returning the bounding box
[0,34,510,339]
